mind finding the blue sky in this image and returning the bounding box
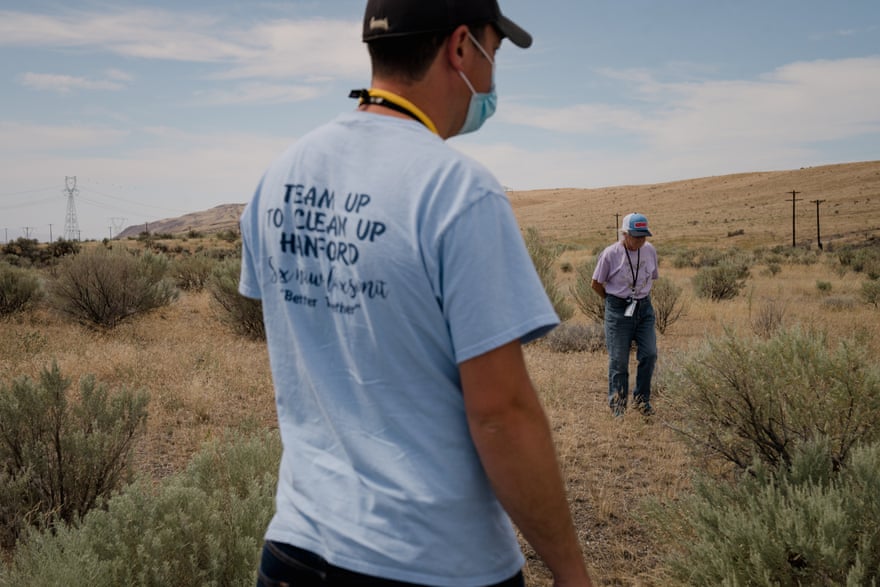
[1,1,878,241]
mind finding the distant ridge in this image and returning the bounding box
[116,204,245,239]
[116,161,880,249]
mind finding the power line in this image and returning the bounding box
[0,195,59,211]
[0,186,57,199]
[79,186,194,215]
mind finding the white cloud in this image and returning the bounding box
[19,72,127,93]
[500,102,648,135]
[195,82,327,105]
[0,121,128,153]
[0,8,365,80]
[217,19,366,80]
[105,68,134,82]
[504,56,880,153]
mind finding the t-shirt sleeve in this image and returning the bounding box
[238,209,262,300]
[592,249,610,283]
[438,193,559,364]
[650,247,659,280]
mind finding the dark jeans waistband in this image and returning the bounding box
[607,294,651,304]
[257,541,525,587]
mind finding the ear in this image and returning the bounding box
[446,24,470,71]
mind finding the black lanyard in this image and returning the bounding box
[623,243,640,296]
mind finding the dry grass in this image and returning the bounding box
[0,291,276,482]
[509,160,880,251]
[2,160,879,585]
[517,255,879,585]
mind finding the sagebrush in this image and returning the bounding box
[0,362,149,548]
[569,257,604,324]
[524,227,574,322]
[0,431,280,587]
[208,257,265,339]
[650,440,880,586]
[661,327,880,472]
[49,248,178,327]
[0,263,43,316]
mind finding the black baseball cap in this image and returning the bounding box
[363,0,532,48]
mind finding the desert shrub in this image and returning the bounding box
[171,252,217,291]
[750,298,786,339]
[524,227,573,322]
[816,280,832,293]
[692,262,749,301]
[651,277,686,335]
[569,257,604,324]
[216,229,240,243]
[1,238,50,267]
[763,262,781,276]
[674,247,754,271]
[835,243,880,277]
[651,439,880,586]
[822,296,856,311]
[0,263,43,316]
[0,431,280,587]
[661,327,880,472]
[48,248,178,328]
[769,245,820,266]
[543,322,604,353]
[0,362,149,548]
[45,238,80,259]
[671,249,697,269]
[862,279,880,309]
[207,258,265,339]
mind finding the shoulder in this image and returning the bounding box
[599,242,622,258]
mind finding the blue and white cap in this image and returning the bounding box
[622,213,652,237]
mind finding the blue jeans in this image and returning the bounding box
[256,541,525,587]
[604,295,657,409]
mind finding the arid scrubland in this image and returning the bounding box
[2,161,879,585]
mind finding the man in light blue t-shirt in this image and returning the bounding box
[239,1,593,585]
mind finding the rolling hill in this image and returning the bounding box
[118,160,880,250]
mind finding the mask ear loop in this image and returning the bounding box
[458,71,477,95]
[459,32,495,95]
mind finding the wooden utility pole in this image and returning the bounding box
[811,199,826,250]
[787,190,802,247]
[614,212,620,242]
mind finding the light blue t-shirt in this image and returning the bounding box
[239,111,558,586]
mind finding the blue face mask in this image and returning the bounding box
[457,32,497,135]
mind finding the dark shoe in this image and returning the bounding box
[611,392,627,417]
[635,401,655,416]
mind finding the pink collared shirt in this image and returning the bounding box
[592,240,659,299]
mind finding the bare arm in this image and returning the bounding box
[590,279,606,299]
[460,340,593,587]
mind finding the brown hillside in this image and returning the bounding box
[119,160,880,250]
[116,203,245,239]
[510,160,880,250]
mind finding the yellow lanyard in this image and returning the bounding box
[350,88,439,136]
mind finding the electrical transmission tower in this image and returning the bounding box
[109,217,127,239]
[63,176,81,241]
